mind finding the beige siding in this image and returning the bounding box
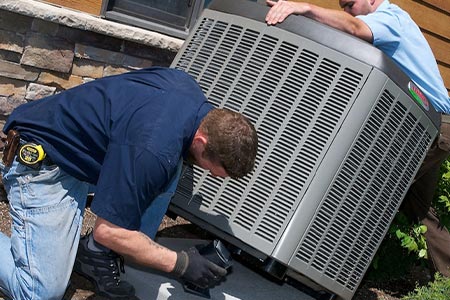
[422,0,450,14]
[40,0,102,15]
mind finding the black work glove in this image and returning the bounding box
[171,247,228,288]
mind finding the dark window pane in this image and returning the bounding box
[108,0,192,28]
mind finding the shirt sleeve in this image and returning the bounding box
[357,8,402,56]
[91,143,171,230]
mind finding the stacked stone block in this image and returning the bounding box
[0,8,178,127]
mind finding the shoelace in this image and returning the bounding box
[93,251,126,287]
[81,231,128,288]
[108,252,126,286]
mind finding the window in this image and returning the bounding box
[101,0,205,39]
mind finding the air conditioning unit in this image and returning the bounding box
[169,0,440,299]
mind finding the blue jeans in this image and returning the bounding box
[0,159,89,300]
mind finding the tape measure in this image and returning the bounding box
[17,143,46,167]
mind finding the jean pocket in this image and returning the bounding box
[17,166,65,208]
[17,164,59,182]
[27,195,76,217]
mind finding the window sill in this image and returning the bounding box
[0,0,184,52]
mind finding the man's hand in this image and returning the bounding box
[266,0,311,25]
[265,0,374,42]
[172,247,227,288]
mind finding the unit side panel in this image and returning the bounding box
[287,79,437,300]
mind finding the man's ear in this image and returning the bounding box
[192,130,208,155]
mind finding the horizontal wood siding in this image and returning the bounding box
[391,0,450,94]
[422,0,450,13]
[41,0,102,15]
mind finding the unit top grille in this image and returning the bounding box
[173,13,368,250]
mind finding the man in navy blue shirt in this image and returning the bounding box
[0,67,258,300]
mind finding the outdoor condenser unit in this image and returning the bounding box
[169,0,440,299]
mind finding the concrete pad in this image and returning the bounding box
[123,238,315,300]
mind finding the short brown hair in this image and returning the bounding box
[199,108,258,179]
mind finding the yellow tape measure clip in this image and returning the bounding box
[18,143,46,165]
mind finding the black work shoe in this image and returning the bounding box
[74,233,140,300]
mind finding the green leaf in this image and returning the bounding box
[418,225,427,234]
[418,249,427,258]
[396,229,406,239]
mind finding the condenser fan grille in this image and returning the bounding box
[173,15,366,245]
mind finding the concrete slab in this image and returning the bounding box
[123,238,315,300]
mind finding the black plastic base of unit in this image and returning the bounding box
[285,277,337,300]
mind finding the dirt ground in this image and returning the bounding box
[0,192,432,300]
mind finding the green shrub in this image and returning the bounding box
[367,212,425,281]
[394,214,428,259]
[368,158,450,281]
[402,273,450,300]
[435,158,450,230]
[367,224,419,281]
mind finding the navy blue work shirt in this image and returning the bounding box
[3,67,213,230]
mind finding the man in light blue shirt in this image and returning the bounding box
[266,0,450,276]
[355,0,449,113]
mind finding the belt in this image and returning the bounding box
[1,130,53,168]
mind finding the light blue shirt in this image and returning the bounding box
[357,0,449,113]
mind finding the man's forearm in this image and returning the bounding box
[93,217,177,273]
[305,4,373,42]
[266,1,373,42]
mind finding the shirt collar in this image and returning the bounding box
[377,0,390,11]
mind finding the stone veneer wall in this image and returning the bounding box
[0,0,185,129]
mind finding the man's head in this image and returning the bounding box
[339,0,383,16]
[189,108,258,179]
